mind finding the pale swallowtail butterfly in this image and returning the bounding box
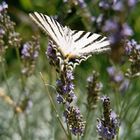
[29,12,110,71]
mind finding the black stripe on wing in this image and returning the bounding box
[29,13,47,33]
[71,30,109,51]
[83,36,108,48]
[72,31,110,56]
[29,12,65,49]
[74,31,87,42]
[72,30,85,42]
[43,15,58,39]
[29,12,59,43]
[53,18,63,37]
[87,32,93,38]
[72,30,79,36]
[76,32,103,47]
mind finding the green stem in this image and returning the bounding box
[1,59,11,96]
[82,108,96,140]
[81,110,90,140]
[66,122,72,140]
[23,113,29,140]
[77,134,80,140]
[16,115,24,140]
[114,88,121,114]
[116,130,119,140]
[40,72,69,139]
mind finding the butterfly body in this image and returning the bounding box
[29,12,110,70]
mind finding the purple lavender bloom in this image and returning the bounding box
[46,41,57,60]
[97,96,120,139]
[96,0,135,50]
[71,127,84,136]
[103,19,133,45]
[107,66,130,92]
[114,73,124,83]
[103,20,118,32]
[0,28,5,36]
[62,85,69,94]
[125,39,140,77]
[66,70,74,81]
[69,92,77,101]
[0,2,21,48]
[97,118,119,140]
[21,43,31,58]
[102,20,122,44]
[57,81,74,94]
[2,1,8,9]
[75,107,80,116]
[107,66,124,83]
[21,36,40,76]
[119,79,130,93]
[57,94,64,104]
[63,106,85,135]
[97,120,114,140]
[22,42,39,59]
[99,1,110,10]
[113,1,124,12]
[56,79,63,87]
[125,39,137,54]
[56,69,76,104]
[121,23,133,37]
[77,0,86,8]
[107,66,115,76]
[128,0,136,7]
[0,1,8,12]
[67,82,74,90]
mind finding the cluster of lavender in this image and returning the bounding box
[46,40,59,68]
[21,36,40,76]
[46,40,85,135]
[56,69,76,104]
[125,39,140,78]
[97,96,120,140]
[97,0,136,63]
[86,71,103,110]
[107,66,129,93]
[0,1,21,66]
[0,1,40,77]
[0,1,21,56]
[0,1,39,115]
[64,106,86,135]
[98,0,135,43]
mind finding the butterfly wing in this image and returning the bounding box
[70,30,110,56]
[65,30,110,69]
[29,12,110,70]
[29,12,72,56]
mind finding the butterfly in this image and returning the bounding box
[29,12,110,70]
